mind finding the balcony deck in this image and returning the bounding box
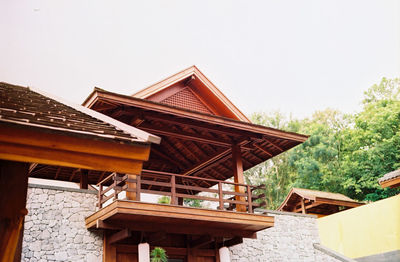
[85,200,274,238]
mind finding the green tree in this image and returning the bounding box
[247,78,400,208]
[340,78,400,201]
[290,109,349,194]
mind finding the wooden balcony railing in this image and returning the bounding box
[96,170,266,213]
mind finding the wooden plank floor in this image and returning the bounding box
[85,200,274,238]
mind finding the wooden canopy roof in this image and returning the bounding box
[379,169,400,188]
[80,67,307,184]
[28,67,308,186]
[278,188,364,216]
[0,82,158,175]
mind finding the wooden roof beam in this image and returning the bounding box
[151,147,185,170]
[315,197,364,208]
[293,201,320,213]
[139,125,235,148]
[161,138,194,167]
[144,114,254,139]
[263,137,284,152]
[29,163,38,174]
[182,149,231,176]
[253,144,273,157]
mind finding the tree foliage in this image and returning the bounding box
[246,78,400,209]
[151,247,168,262]
[157,196,170,204]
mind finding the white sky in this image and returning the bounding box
[1,0,399,119]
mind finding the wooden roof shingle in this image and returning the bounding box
[0,82,160,145]
[379,169,400,188]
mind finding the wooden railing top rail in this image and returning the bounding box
[96,172,116,186]
[141,169,265,189]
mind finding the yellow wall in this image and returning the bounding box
[317,194,400,259]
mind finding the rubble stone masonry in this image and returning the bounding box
[22,184,102,262]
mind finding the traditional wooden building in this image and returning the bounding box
[277,187,364,217]
[379,169,400,189]
[2,66,309,261]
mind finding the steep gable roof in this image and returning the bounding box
[132,66,251,122]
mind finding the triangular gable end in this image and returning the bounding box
[132,66,251,122]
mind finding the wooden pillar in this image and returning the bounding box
[232,144,246,212]
[126,173,138,200]
[79,170,88,190]
[301,198,306,214]
[103,232,116,262]
[186,235,195,262]
[0,160,29,262]
[178,197,184,206]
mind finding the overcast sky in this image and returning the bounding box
[1,0,399,119]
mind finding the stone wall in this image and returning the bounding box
[229,210,352,262]
[21,184,352,262]
[22,184,103,262]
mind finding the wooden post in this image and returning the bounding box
[218,182,224,210]
[126,173,137,200]
[247,185,252,213]
[98,184,103,209]
[178,197,184,206]
[136,174,141,201]
[232,144,246,212]
[301,198,306,214]
[113,175,118,201]
[0,160,29,262]
[103,232,117,262]
[79,170,88,190]
[171,175,176,205]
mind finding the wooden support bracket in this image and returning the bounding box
[190,235,214,249]
[108,229,132,245]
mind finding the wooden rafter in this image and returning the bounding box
[182,149,231,176]
[69,169,81,182]
[253,143,273,157]
[54,167,61,180]
[28,163,38,174]
[151,147,184,169]
[29,165,51,176]
[139,125,234,148]
[264,137,284,152]
[161,138,194,167]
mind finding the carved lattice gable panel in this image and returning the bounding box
[160,87,213,115]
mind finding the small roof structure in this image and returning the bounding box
[0,82,160,175]
[379,169,400,188]
[277,188,364,216]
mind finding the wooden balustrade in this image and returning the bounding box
[96,171,266,213]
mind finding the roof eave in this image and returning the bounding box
[90,88,309,143]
